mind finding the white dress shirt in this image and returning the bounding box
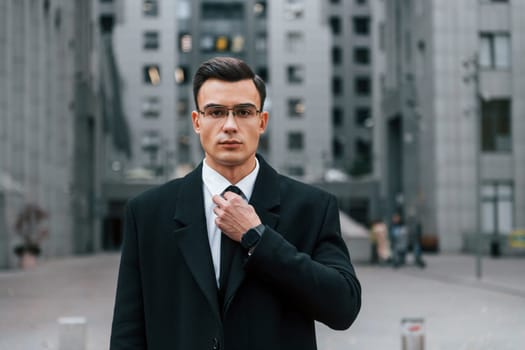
[202,158,260,287]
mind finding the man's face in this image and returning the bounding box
[192,78,268,173]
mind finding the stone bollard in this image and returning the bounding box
[58,316,87,350]
[401,318,425,350]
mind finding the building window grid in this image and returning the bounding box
[332,77,343,96]
[481,99,511,152]
[143,64,161,85]
[353,16,370,36]
[354,47,370,65]
[330,16,342,35]
[143,31,159,50]
[287,65,304,84]
[284,0,304,20]
[332,46,343,65]
[288,98,305,117]
[355,76,371,96]
[143,0,159,17]
[142,96,161,118]
[481,182,514,235]
[286,32,305,52]
[479,32,510,69]
[287,131,304,150]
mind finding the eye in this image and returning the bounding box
[234,108,251,118]
[208,108,227,118]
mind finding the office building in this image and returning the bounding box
[382,0,525,253]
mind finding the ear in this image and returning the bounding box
[259,111,269,134]
[191,110,201,134]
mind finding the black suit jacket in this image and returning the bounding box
[110,156,361,350]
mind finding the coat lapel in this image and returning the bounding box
[173,164,221,322]
[223,155,281,311]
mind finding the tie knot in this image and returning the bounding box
[222,185,247,201]
[223,185,243,196]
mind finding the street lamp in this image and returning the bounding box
[463,54,483,279]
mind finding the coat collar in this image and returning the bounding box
[173,155,281,318]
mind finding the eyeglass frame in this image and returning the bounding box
[196,103,262,120]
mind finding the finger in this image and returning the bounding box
[222,191,241,201]
[212,194,228,207]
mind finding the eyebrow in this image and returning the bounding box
[203,103,257,109]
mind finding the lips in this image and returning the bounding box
[219,140,242,145]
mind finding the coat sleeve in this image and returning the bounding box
[110,202,147,349]
[244,194,361,330]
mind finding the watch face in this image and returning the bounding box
[242,229,260,249]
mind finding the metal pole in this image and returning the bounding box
[473,54,482,279]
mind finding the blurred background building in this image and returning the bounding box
[1,0,524,268]
[382,0,524,254]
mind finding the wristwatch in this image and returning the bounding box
[240,224,265,251]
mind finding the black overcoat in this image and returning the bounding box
[110,156,361,350]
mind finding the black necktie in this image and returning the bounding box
[218,186,245,305]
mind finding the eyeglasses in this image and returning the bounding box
[197,104,261,120]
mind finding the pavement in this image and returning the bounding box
[0,252,524,350]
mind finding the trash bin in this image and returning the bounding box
[401,318,424,350]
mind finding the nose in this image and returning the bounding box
[222,110,238,131]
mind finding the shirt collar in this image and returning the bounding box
[202,158,260,200]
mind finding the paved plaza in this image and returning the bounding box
[0,252,524,349]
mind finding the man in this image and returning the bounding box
[389,213,408,268]
[110,57,361,350]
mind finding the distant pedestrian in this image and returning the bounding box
[389,213,408,268]
[370,219,391,265]
[409,220,426,268]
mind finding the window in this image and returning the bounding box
[330,0,340,4]
[143,65,161,85]
[333,138,344,158]
[286,32,304,52]
[254,2,266,18]
[288,98,305,117]
[174,66,190,85]
[332,107,343,126]
[284,0,304,20]
[256,33,267,52]
[353,16,370,35]
[481,99,511,152]
[200,35,214,52]
[332,77,343,95]
[354,47,370,64]
[143,31,159,50]
[288,166,304,176]
[481,183,513,235]
[176,98,189,115]
[287,65,304,84]
[142,96,161,118]
[231,35,245,52]
[143,0,158,17]
[215,36,229,52]
[332,46,342,65]
[257,67,268,82]
[355,77,371,95]
[479,32,510,69]
[202,3,243,19]
[177,0,191,19]
[288,132,304,150]
[179,33,192,53]
[355,0,367,4]
[141,130,161,153]
[355,107,371,127]
[330,16,342,35]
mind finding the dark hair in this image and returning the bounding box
[193,56,266,110]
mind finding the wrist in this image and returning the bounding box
[241,224,265,252]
